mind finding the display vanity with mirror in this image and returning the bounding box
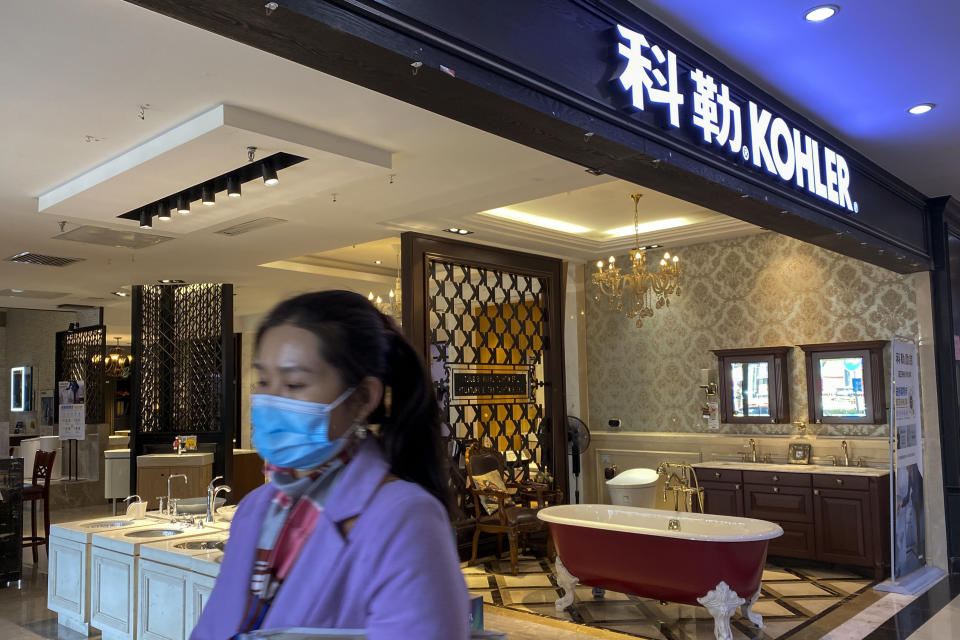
[700,341,891,579]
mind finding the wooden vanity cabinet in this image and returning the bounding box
[700,467,890,579]
[699,468,743,517]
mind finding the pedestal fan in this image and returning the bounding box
[567,415,591,504]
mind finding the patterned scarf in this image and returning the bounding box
[235,436,362,636]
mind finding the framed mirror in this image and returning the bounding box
[799,341,886,424]
[712,347,791,424]
[11,366,33,412]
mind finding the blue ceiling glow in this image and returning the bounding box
[627,1,960,197]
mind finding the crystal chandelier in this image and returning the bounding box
[368,253,402,321]
[593,193,682,327]
[104,337,134,378]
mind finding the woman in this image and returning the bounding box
[191,291,469,640]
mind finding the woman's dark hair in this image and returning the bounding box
[256,290,450,510]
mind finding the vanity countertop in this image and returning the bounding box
[137,452,214,467]
[693,460,890,477]
[50,515,164,543]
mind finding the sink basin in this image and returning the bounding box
[174,497,226,515]
[86,520,136,528]
[174,539,226,551]
[124,528,184,538]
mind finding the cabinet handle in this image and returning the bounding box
[715,472,722,479]
[836,478,843,486]
[773,487,779,493]
[814,489,820,496]
[735,484,741,490]
[772,475,779,481]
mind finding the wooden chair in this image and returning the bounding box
[23,449,56,563]
[465,443,554,575]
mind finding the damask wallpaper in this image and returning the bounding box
[584,232,919,437]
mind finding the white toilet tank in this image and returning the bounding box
[606,468,659,507]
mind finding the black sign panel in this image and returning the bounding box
[452,371,529,399]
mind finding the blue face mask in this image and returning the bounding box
[251,388,355,469]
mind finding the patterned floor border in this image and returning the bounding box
[463,555,879,640]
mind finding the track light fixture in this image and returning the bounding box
[227,173,242,198]
[118,152,305,225]
[201,183,216,206]
[139,209,152,229]
[262,161,279,186]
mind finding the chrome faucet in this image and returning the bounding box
[206,476,232,523]
[167,473,187,517]
[840,440,850,467]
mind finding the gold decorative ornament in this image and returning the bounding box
[592,193,682,327]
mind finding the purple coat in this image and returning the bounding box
[190,440,469,640]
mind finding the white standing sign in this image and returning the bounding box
[59,404,85,441]
[890,337,925,580]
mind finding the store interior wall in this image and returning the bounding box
[585,232,919,438]
[0,307,101,432]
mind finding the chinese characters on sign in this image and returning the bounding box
[615,24,858,214]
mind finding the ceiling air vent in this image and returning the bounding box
[214,217,287,237]
[56,303,99,311]
[7,251,84,267]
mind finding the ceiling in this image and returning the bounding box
[630,0,960,198]
[12,0,947,343]
[0,0,767,341]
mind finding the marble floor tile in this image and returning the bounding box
[818,592,915,639]
[764,581,835,597]
[470,589,494,604]
[497,573,554,588]
[905,603,960,639]
[763,568,802,581]
[574,586,631,602]
[579,601,651,623]
[512,602,575,622]
[755,618,805,637]
[499,588,562,606]
[792,566,862,580]
[484,607,628,639]
[465,574,493,589]
[598,621,668,639]
[821,579,873,595]
[749,599,796,617]
[784,596,841,616]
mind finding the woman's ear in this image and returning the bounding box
[352,376,384,424]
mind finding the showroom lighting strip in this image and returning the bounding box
[120,152,306,229]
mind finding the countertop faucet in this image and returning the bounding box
[167,473,187,517]
[206,476,232,523]
[841,440,850,467]
[746,438,758,463]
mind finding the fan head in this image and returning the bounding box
[567,415,591,453]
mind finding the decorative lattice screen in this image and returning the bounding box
[56,324,106,423]
[428,261,548,509]
[136,284,224,433]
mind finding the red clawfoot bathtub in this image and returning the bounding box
[538,505,783,640]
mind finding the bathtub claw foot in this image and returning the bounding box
[697,581,745,640]
[741,588,763,628]
[554,556,578,611]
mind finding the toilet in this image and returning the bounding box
[606,467,659,507]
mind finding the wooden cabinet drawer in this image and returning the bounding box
[812,474,870,491]
[768,522,816,560]
[700,481,744,517]
[744,484,813,523]
[698,468,742,483]
[743,470,811,487]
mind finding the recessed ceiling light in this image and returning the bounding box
[444,227,473,235]
[11,289,23,293]
[158,279,185,284]
[908,103,936,115]
[374,260,382,265]
[112,291,129,297]
[804,5,839,22]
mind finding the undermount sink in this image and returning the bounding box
[124,528,184,538]
[86,520,136,528]
[697,461,883,474]
[174,497,226,515]
[174,539,226,551]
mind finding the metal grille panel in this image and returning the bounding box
[428,261,548,514]
[137,284,224,433]
[56,325,106,423]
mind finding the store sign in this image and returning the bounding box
[452,371,529,399]
[615,25,858,214]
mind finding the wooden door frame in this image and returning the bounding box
[401,232,569,502]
